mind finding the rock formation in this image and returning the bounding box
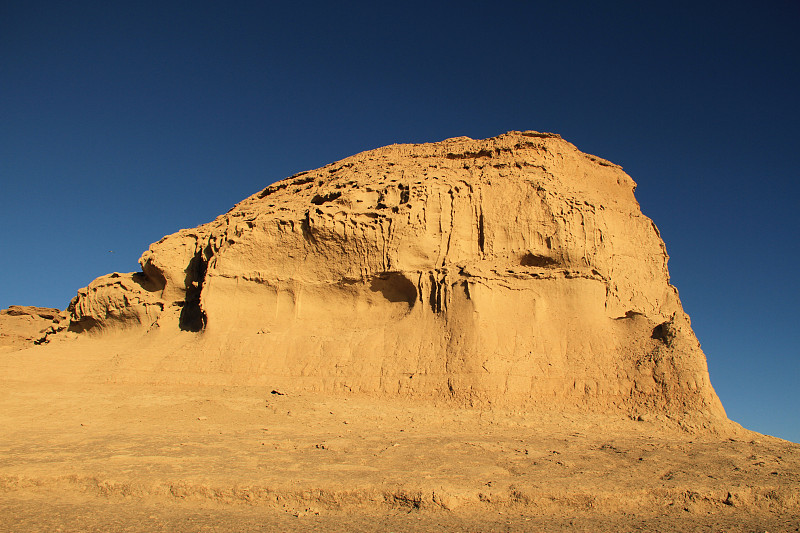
[0,306,67,353]
[56,131,724,420]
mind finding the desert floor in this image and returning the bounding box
[1,373,799,533]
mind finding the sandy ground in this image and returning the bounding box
[1,379,798,532]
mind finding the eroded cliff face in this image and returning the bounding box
[63,131,725,420]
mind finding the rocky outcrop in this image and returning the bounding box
[0,306,68,352]
[61,131,726,420]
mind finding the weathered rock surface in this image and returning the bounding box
[59,131,724,421]
[0,306,67,353]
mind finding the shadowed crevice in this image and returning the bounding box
[520,253,558,267]
[179,252,208,332]
[369,272,417,308]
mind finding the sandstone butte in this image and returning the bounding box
[55,131,722,420]
[1,131,798,531]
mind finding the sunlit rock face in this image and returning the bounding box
[0,306,67,352]
[66,131,725,420]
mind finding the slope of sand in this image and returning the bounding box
[1,341,799,531]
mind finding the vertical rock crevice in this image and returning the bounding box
[179,251,208,332]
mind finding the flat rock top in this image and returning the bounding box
[0,305,61,319]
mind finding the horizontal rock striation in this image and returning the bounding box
[63,131,725,420]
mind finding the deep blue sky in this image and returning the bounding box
[2,1,798,442]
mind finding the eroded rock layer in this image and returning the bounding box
[0,306,67,353]
[64,131,725,419]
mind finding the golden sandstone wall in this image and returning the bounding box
[64,132,725,420]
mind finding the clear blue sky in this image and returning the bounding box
[2,1,798,442]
